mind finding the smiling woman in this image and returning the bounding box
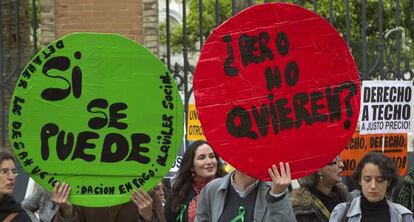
[0,150,31,221]
[164,140,226,222]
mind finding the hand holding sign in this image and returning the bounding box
[194,3,360,180]
[132,189,154,221]
[51,182,73,217]
[268,162,291,195]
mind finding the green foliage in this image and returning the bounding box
[160,0,232,53]
[161,0,413,77]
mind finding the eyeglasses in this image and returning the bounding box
[328,156,342,166]
[0,168,18,177]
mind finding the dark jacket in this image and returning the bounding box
[54,201,159,222]
[164,189,196,222]
[0,194,32,222]
[290,184,350,222]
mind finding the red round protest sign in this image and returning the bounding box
[194,3,360,180]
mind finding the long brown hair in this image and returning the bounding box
[148,184,166,222]
[170,140,225,212]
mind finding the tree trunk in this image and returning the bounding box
[1,0,31,149]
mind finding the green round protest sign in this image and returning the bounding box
[8,33,183,207]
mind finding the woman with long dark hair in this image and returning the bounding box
[164,140,225,222]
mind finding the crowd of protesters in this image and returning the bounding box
[2,141,414,222]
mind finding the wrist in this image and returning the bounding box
[60,204,73,217]
[142,210,154,222]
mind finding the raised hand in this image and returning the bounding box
[268,162,292,195]
[132,189,154,221]
[51,182,73,217]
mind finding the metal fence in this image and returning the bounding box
[1,0,413,149]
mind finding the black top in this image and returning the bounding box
[218,183,259,222]
[360,194,390,222]
[164,189,196,222]
[0,194,32,222]
[309,186,345,212]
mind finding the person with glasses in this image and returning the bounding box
[290,155,351,222]
[330,152,413,222]
[0,150,32,222]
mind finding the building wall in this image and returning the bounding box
[41,0,158,54]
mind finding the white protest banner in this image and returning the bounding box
[360,81,413,134]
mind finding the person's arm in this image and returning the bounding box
[164,195,177,222]
[267,162,296,222]
[131,189,155,222]
[21,188,41,221]
[51,182,78,222]
[328,202,347,222]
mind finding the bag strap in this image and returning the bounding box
[341,202,351,222]
[310,193,331,220]
[3,212,18,222]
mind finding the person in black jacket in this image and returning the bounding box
[164,140,226,222]
[0,150,31,222]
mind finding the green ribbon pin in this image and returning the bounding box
[176,204,188,222]
[230,206,245,222]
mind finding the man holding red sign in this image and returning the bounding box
[196,162,295,221]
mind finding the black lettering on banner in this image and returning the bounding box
[221,28,360,140]
[343,159,356,171]
[41,50,82,101]
[361,105,369,121]
[56,130,74,161]
[87,99,128,130]
[398,156,407,169]
[346,137,365,150]
[252,104,270,137]
[13,142,25,150]
[12,97,25,116]
[125,133,151,164]
[12,121,23,139]
[293,93,312,128]
[41,123,59,160]
[108,103,128,129]
[22,38,174,196]
[23,158,34,166]
[225,82,358,139]
[31,166,48,179]
[265,66,282,91]
[71,131,99,162]
[276,31,289,55]
[80,185,115,195]
[160,72,174,110]
[337,82,357,129]
[284,61,299,86]
[226,106,258,140]
[157,114,174,167]
[310,92,328,123]
[223,35,239,77]
[87,99,109,129]
[101,133,130,163]
[238,33,261,66]
[364,86,412,103]
[276,98,293,131]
